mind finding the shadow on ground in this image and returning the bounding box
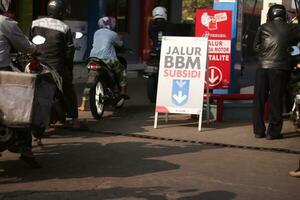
[0,139,219,184]
[0,188,236,200]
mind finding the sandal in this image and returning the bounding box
[289,168,300,178]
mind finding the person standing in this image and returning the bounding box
[0,0,37,71]
[30,0,80,129]
[148,6,169,49]
[0,0,41,168]
[252,4,300,140]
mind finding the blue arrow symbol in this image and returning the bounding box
[173,91,187,104]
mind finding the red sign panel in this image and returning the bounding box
[195,9,232,89]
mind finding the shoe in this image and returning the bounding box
[120,94,130,100]
[62,120,88,131]
[255,133,266,138]
[266,134,283,140]
[34,138,43,146]
[289,168,300,178]
[20,155,42,169]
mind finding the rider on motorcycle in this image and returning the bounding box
[0,0,40,168]
[0,0,37,71]
[30,0,80,129]
[148,6,169,49]
[78,16,129,111]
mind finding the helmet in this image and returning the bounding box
[47,0,68,19]
[0,0,11,13]
[267,4,287,21]
[152,6,167,20]
[98,17,116,30]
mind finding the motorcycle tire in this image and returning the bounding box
[89,80,105,120]
[291,110,300,128]
[147,76,158,103]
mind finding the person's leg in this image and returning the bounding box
[62,71,80,128]
[111,61,129,98]
[253,68,269,137]
[17,128,41,168]
[267,69,289,139]
[78,87,90,111]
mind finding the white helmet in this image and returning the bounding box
[0,0,11,13]
[152,6,167,20]
[98,16,116,30]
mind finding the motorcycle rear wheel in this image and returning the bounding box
[89,80,105,119]
[291,110,300,128]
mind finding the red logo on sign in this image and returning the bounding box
[195,9,232,89]
[207,66,222,87]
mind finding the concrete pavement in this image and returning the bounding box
[72,61,299,153]
[1,61,299,200]
[77,74,300,153]
[0,63,299,200]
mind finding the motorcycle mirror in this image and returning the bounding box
[291,46,300,56]
[32,35,46,45]
[74,32,83,39]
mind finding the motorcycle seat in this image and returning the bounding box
[87,57,107,66]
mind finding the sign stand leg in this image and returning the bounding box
[198,111,203,131]
[154,112,159,129]
[165,113,169,123]
[207,93,210,124]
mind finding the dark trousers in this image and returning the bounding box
[61,70,78,119]
[0,66,12,71]
[253,68,289,136]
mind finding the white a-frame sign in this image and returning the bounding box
[154,36,209,131]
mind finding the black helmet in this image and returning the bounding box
[47,0,68,19]
[0,0,11,13]
[267,4,287,21]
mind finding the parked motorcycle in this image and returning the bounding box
[0,64,49,168]
[8,35,66,144]
[144,47,161,103]
[85,51,128,119]
[289,44,300,128]
[291,88,300,128]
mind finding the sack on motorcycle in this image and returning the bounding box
[0,71,36,126]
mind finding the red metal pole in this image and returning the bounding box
[139,0,153,62]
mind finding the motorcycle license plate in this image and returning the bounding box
[87,71,98,83]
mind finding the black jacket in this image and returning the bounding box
[148,18,170,49]
[30,17,74,76]
[253,19,300,70]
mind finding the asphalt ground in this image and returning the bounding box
[0,63,299,200]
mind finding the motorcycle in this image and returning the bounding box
[8,35,66,144]
[291,89,300,128]
[12,53,65,142]
[85,48,128,119]
[144,47,161,103]
[289,44,300,128]
[0,56,56,167]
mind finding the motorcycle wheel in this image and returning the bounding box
[147,76,158,103]
[291,110,300,128]
[89,80,105,119]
